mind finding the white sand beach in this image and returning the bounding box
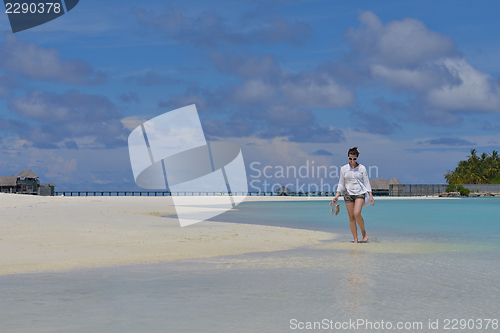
[0,193,334,275]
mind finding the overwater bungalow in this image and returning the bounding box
[0,170,55,195]
[369,177,402,196]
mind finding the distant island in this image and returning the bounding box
[445,149,500,185]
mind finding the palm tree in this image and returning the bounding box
[445,149,500,185]
[491,150,500,170]
[468,149,478,164]
[486,165,498,179]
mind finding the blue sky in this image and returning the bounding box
[1,0,500,191]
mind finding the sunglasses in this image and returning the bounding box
[349,157,357,161]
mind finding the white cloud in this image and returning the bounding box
[239,137,330,176]
[0,34,106,85]
[426,58,500,111]
[7,90,126,148]
[281,75,354,109]
[136,6,312,47]
[346,11,500,123]
[44,157,77,178]
[348,11,456,68]
[232,80,276,103]
[211,52,278,79]
[121,116,149,131]
[370,64,453,92]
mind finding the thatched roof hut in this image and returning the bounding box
[17,170,39,179]
[0,175,18,187]
[275,185,291,192]
[369,177,401,190]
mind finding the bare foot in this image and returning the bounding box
[363,235,369,242]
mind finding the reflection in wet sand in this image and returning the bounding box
[343,250,368,316]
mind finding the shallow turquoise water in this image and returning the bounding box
[209,198,500,244]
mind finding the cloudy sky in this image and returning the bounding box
[1,0,499,191]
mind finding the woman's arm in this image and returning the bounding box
[332,167,345,203]
[362,166,375,206]
[362,166,372,192]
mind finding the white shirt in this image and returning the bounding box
[337,163,372,195]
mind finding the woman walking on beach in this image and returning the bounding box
[332,147,374,243]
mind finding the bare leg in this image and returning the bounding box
[345,201,358,243]
[354,198,368,242]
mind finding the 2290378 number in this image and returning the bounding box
[443,319,499,330]
[5,3,61,14]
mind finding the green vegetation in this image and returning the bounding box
[490,174,500,184]
[445,184,470,195]
[445,149,500,185]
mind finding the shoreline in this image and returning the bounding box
[0,193,482,275]
[50,194,457,201]
[241,195,457,201]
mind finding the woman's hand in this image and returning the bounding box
[369,193,375,206]
[332,196,339,204]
